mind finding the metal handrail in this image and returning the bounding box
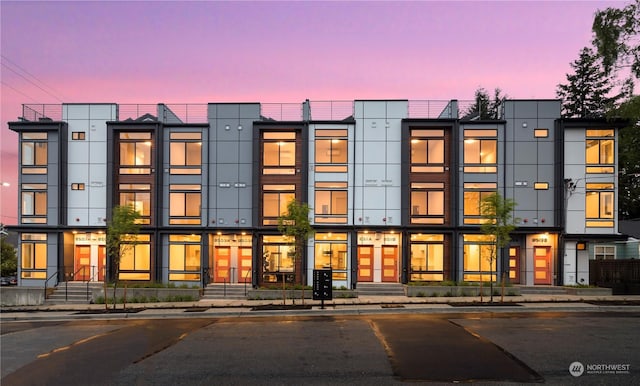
[243,268,252,295]
[86,265,99,301]
[44,270,61,299]
[66,266,87,300]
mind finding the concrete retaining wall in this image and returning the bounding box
[1,287,45,306]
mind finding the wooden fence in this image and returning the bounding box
[589,259,640,294]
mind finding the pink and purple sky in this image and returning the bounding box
[0,0,627,225]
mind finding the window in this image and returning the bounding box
[262,184,295,225]
[169,184,201,225]
[71,183,85,190]
[411,129,445,173]
[169,234,201,281]
[21,132,47,174]
[315,182,347,223]
[463,234,496,281]
[119,184,151,224]
[21,233,47,279]
[410,182,444,224]
[315,129,347,172]
[262,235,295,283]
[463,183,497,224]
[314,233,348,280]
[170,132,202,174]
[534,182,549,190]
[21,183,47,224]
[72,132,86,140]
[534,129,548,138]
[585,183,614,227]
[119,132,152,174]
[262,132,296,175]
[119,234,151,280]
[594,245,615,260]
[586,129,614,173]
[464,129,497,173]
[409,234,444,281]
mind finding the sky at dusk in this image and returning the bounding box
[0,0,628,225]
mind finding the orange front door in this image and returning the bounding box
[382,246,398,282]
[357,246,373,282]
[215,247,231,283]
[74,246,91,281]
[238,247,252,283]
[98,246,106,281]
[534,246,552,285]
[509,247,520,284]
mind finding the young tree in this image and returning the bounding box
[463,87,507,120]
[480,192,517,303]
[106,205,141,309]
[277,199,314,304]
[615,95,640,219]
[1,233,17,277]
[556,47,620,118]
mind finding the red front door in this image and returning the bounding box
[357,246,373,282]
[382,246,398,282]
[509,247,520,284]
[215,247,231,283]
[74,246,91,281]
[534,246,552,285]
[238,247,252,283]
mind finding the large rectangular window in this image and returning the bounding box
[262,235,295,283]
[411,129,445,173]
[410,182,444,224]
[409,234,444,281]
[119,234,151,281]
[463,183,497,224]
[315,182,347,223]
[21,233,47,279]
[262,184,295,226]
[170,132,202,174]
[585,183,614,227]
[586,129,614,174]
[21,132,47,174]
[315,129,348,172]
[314,233,348,280]
[169,234,201,281]
[463,234,496,282]
[119,132,152,174]
[169,184,201,225]
[262,132,296,175]
[464,129,497,173]
[119,184,151,224]
[21,183,47,224]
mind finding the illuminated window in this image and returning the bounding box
[21,183,47,224]
[586,129,614,174]
[315,182,347,223]
[410,129,445,173]
[119,234,151,281]
[315,129,347,172]
[314,233,348,280]
[262,235,295,283]
[462,234,496,282]
[71,183,85,190]
[585,183,614,227]
[534,129,548,138]
[534,182,549,190]
[463,129,497,173]
[594,245,615,260]
[21,233,47,279]
[119,132,152,174]
[463,183,496,224]
[21,132,47,174]
[262,132,296,175]
[409,234,444,281]
[262,184,295,225]
[169,132,202,174]
[72,132,86,140]
[119,184,151,224]
[169,234,201,281]
[410,182,444,224]
[169,185,201,225]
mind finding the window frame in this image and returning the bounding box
[169,184,201,225]
[410,182,445,224]
[168,234,201,281]
[118,132,152,174]
[585,129,615,174]
[262,132,297,175]
[20,233,47,279]
[409,234,445,281]
[21,132,48,174]
[462,234,497,281]
[463,129,497,173]
[410,129,445,173]
[21,183,47,224]
[119,183,151,224]
[315,129,348,173]
[585,183,615,227]
[169,132,202,175]
[118,234,151,281]
[463,183,497,224]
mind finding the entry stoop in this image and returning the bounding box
[202,284,248,300]
[45,281,104,304]
[356,282,406,296]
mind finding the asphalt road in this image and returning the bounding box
[1,312,639,385]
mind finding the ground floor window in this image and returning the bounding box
[314,233,348,281]
[119,234,151,280]
[594,245,615,260]
[262,235,295,283]
[463,234,496,281]
[21,233,47,279]
[409,234,444,281]
[169,234,201,281]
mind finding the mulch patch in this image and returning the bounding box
[448,302,522,307]
[251,304,313,311]
[74,308,143,314]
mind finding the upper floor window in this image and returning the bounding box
[21,233,47,279]
[119,183,151,224]
[262,184,295,225]
[411,129,444,173]
[21,183,47,224]
[119,132,152,174]
[72,132,86,140]
[169,184,201,225]
[263,132,296,175]
[170,132,201,174]
[463,129,497,173]
[585,182,614,227]
[586,129,614,174]
[410,182,445,224]
[21,132,47,174]
[463,182,496,224]
[315,129,347,172]
[315,182,348,223]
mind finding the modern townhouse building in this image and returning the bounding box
[8,99,626,290]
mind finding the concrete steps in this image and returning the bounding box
[356,282,405,296]
[46,282,104,304]
[202,284,248,300]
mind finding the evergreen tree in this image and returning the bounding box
[556,47,619,118]
[463,87,506,120]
